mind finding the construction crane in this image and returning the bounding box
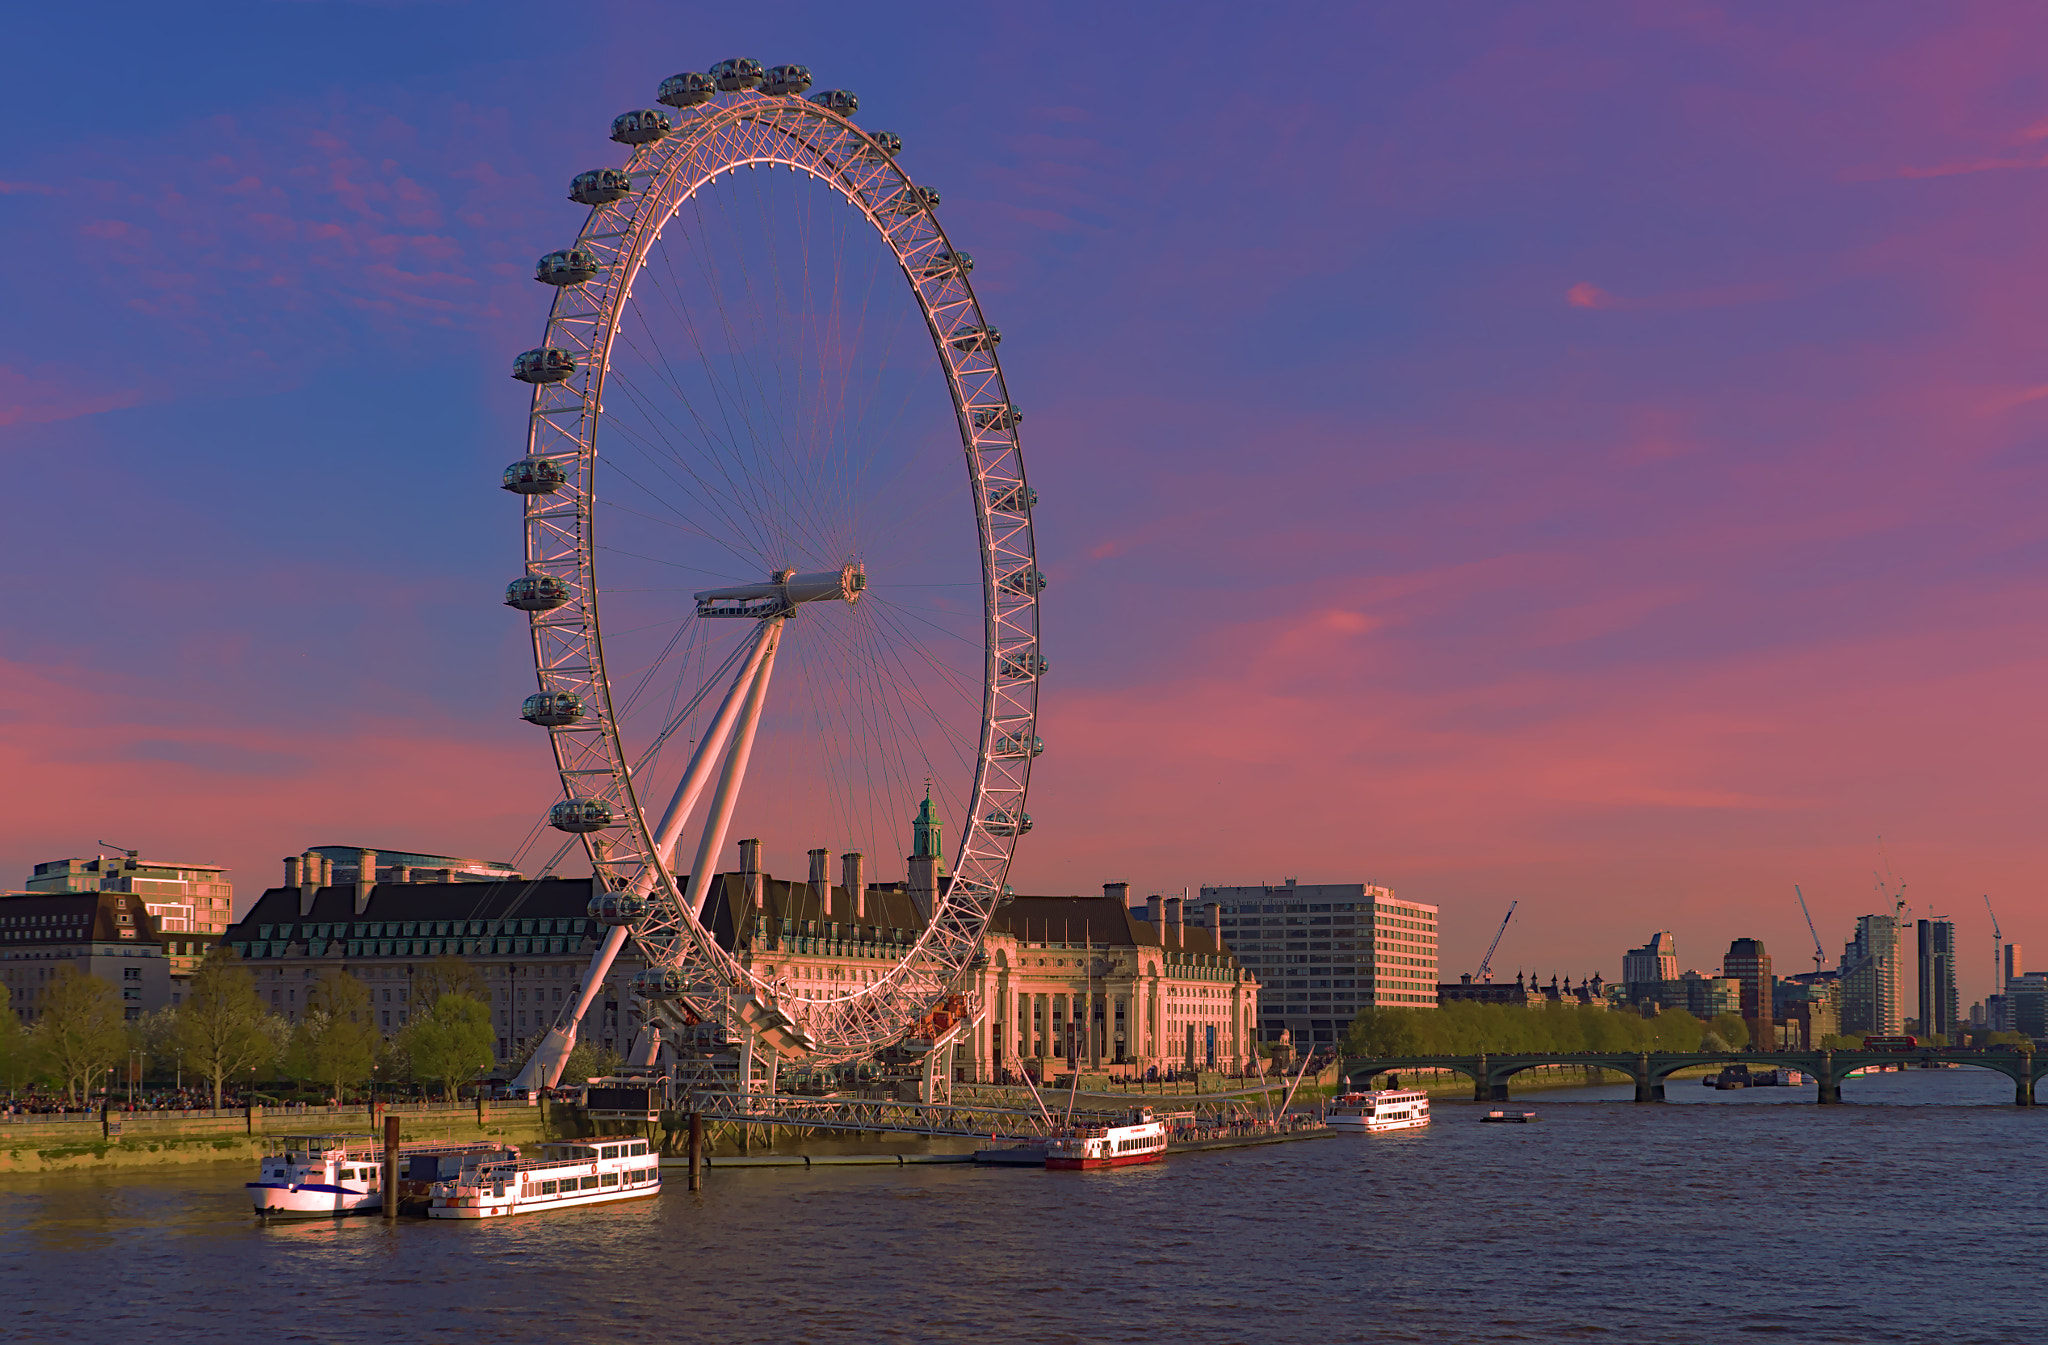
[1794,884,1825,975]
[1477,901,1517,983]
[1985,893,2003,1013]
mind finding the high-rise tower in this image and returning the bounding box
[1917,918,1958,1040]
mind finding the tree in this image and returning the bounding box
[401,994,495,1101]
[559,1040,623,1085]
[415,954,483,1007]
[1707,1012,1750,1051]
[1345,1007,1421,1057]
[174,949,280,1108]
[286,972,381,1102]
[0,981,19,1091]
[34,968,127,1102]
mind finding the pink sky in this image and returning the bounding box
[4,4,2046,1003]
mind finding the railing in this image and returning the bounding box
[0,1099,532,1127]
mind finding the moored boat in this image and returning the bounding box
[428,1138,660,1218]
[1481,1109,1538,1123]
[248,1135,516,1219]
[1044,1108,1167,1169]
[1326,1089,1431,1133]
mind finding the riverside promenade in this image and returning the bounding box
[0,1099,549,1175]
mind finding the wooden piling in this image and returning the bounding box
[382,1114,401,1221]
[688,1112,703,1191]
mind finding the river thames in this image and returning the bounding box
[1,1069,2034,1344]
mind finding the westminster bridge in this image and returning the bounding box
[1343,1048,2048,1105]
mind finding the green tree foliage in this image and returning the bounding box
[1707,1012,1751,1050]
[34,968,127,1101]
[1343,1001,1709,1057]
[173,949,281,1108]
[286,972,381,1102]
[0,981,19,1088]
[559,1041,624,1085]
[401,994,495,1101]
[415,954,484,1007]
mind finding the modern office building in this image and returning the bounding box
[0,889,175,1022]
[27,852,232,981]
[1622,932,1679,1003]
[296,846,521,886]
[1722,938,1774,1049]
[1989,943,2023,1032]
[1916,918,1958,1039]
[1840,915,1902,1036]
[1775,973,1840,1049]
[1203,878,1438,1051]
[2007,972,2048,1041]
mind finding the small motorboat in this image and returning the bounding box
[1480,1110,1538,1123]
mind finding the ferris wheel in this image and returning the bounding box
[503,59,1042,1086]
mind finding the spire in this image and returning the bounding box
[911,782,944,866]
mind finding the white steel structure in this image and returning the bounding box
[506,59,1040,1086]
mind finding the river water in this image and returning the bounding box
[1,1068,2036,1344]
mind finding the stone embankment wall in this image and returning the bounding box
[0,1106,556,1176]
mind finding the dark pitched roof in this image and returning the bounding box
[225,878,597,940]
[990,895,1235,958]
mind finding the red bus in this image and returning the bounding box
[1862,1035,1919,1051]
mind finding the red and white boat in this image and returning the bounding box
[1045,1107,1168,1170]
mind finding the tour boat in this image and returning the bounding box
[1481,1109,1538,1123]
[1326,1089,1431,1133]
[427,1138,661,1217]
[248,1134,516,1219]
[1044,1108,1168,1170]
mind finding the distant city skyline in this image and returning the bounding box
[4,5,2045,1001]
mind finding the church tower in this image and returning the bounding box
[908,786,946,920]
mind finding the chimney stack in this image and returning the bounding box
[284,856,302,888]
[842,851,866,920]
[1164,897,1183,939]
[298,850,320,916]
[809,848,834,918]
[393,863,412,883]
[739,838,763,910]
[1146,894,1164,927]
[354,848,377,916]
[1105,881,1131,911]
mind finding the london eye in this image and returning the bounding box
[502,59,1042,1086]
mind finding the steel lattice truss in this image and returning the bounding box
[518,86,1038,1065]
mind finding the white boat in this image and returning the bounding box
[1044,1108,1168,1170]
[1326,1089,1431,1133]
[248,1134,516,1219]
[428,1138,661,1218]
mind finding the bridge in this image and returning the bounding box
[1343,1049,2048,1105]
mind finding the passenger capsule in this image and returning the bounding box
[859,131,903,158]
[534,248,600,286]
[611,108,673,145]
[984,810,1033,837]
[520,691,585,727]
[548,797,615,833]
[633,966,689,999]
[810,88,858,115]
[501,456,568,495]
[569,168,633,206]
[919,249,973,279]
[994,733,1045,758]
[766,64,813,96]
[512,348,576,384]
[949,325,1000,353]
[972,404,1021,432]
[998,652,1050,679]
[710,58,766,91]
[884,184,940,214]
[505,574,572,612]
[988,483,1036,513]
[657,71,717,107]
[589,890,650,926]
[999,567,1048,596]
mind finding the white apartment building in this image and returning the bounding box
[1201,878,1438,1052]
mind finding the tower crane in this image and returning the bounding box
[1794,884,1825,975]
[1477,901,1517,983]
[1984,893,2003,1014]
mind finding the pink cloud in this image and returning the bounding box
[0,364,146,428]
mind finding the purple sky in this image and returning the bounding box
[5,3,2046,1002]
